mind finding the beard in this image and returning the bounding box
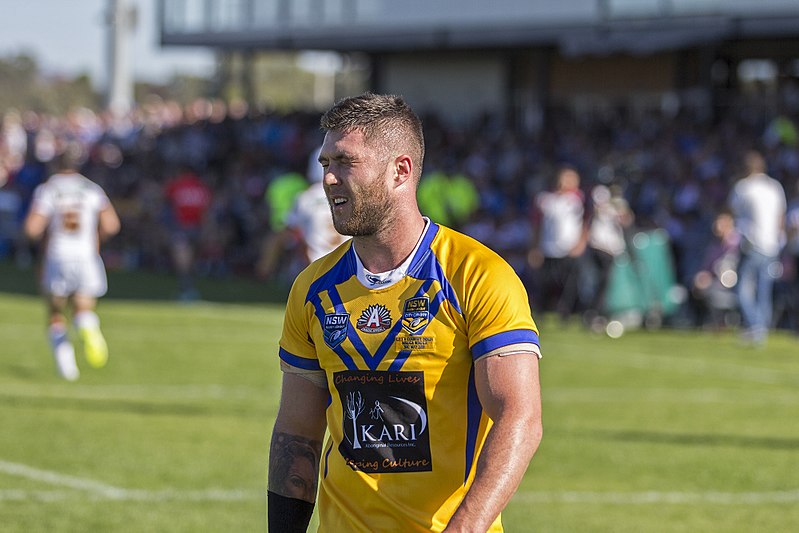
[331,174,393,237]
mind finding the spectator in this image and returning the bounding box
[528,165,588,321]
[691,210,741,329]
[728,150,787,345]
[163,164,213,300]
[0,172,21,259]
[583,183,634,331]
[417,167,480,230]
[264,169,308,235]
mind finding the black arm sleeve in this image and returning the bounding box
[268,491,314,532]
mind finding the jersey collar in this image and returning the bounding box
[353,218,431,289]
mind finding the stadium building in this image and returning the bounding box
[158,0,799,126]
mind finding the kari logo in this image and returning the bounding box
[323,313,349,349]
[356,304,392,333]
[343,391,427,450]
[335,370,432,473]
[402,297,430,335]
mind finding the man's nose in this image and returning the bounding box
[323,170,339,185]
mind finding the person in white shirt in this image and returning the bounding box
[584,183,633,329]
[529,165,588,321]
[24,152,120,381]
[285,146,350,263]
[728,150,787,345]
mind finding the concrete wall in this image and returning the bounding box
[379,53,507,125]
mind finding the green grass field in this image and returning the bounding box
[1,262,798,532]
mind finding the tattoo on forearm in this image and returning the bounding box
[269,431,323,503]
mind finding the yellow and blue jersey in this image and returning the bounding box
[279,221,539,532]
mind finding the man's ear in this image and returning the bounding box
[393,154,413,187]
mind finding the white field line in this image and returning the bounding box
[0,460,128,498]
[2,459,797,506]
[514,489,799,505]
[0,460,259,502]
[0,490,69,502]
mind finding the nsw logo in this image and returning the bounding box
[402,296,430,335]
[356,304,392,333]
[323,313,350,349]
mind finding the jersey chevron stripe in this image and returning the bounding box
[305,248,356,304]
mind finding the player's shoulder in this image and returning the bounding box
[49,172,101,190]
[33,173,67,197]
[75,175,109,201]
[80,174,105,192]
[432,223,511,273]
[431,224,526,310]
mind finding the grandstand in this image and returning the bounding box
[158,0,799,123]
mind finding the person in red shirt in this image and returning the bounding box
[164,165,212,300]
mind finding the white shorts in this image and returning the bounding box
[42,256,108,298]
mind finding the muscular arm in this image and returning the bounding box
[445,353,542,532]
[268,372,329,503]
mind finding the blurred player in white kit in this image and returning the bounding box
[257,146,348,279]
[24,151,121,381]
[287,146,350,262]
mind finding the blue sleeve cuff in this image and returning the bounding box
[470,330,540,360]
[279,347,322,371]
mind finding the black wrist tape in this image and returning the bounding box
[268,491,314,532]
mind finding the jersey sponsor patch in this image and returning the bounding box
[402,296,430,335]
[323,313,350,349]
[334,370,432,473]
[356,304,392,333]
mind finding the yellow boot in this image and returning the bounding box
[80,326,108,369]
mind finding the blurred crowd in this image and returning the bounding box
[1,89,799,333]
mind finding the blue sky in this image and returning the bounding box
[0,0,214,87]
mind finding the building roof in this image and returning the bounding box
[159,0,799,56]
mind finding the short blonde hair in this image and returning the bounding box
[321,92,425,181]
